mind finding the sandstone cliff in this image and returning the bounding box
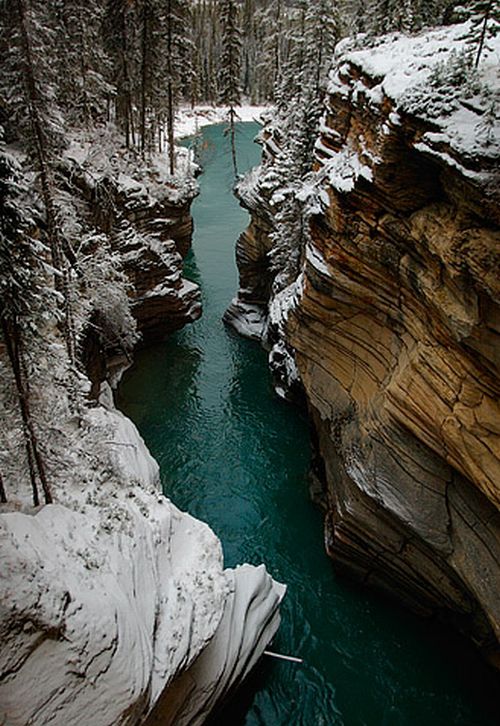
[228,24,500,665]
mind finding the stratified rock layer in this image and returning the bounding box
[62,139,202,392]
[230,25,500,665]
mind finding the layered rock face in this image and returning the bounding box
[229,25,500,664]
[113,174,201,343]
[63,141,202,349]
[62,137,201,400]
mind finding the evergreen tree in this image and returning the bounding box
[219,0,242,176]
[461,0,500,66]
[1,0,78,372]
[256,0,286,101]
[53,0,111,127]
[0,140,53,506]
[163,0,193,171]
[104,0,138,147]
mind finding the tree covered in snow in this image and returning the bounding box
[339,0,456,35]
[53,0,112,127]
[219,0,242,176]
[104,0,138,147]
[253,0,286,101]
[0,0,79,372]
[268,194,305,292]
[459,0,500,66]
[163,0,193,171]
[0,140,54,506]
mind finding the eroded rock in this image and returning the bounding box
[229,24,500,666]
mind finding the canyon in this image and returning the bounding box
[227,25,500,667]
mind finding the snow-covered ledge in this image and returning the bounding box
[0,406,285,726]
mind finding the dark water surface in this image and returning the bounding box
[118,123,497,725]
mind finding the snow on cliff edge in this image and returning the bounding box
[0,406,285,725]
[330,22,500,166]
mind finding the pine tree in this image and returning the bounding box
[256,0,286,101]
[3,0,78,373]
[219,0,242,177]
[163,0,192,172]
[53,0,111,128]
[462,0,500,67]
[104,0,138,147]
[0,141,53,506]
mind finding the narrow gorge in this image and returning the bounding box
[227,25,500,675]
[1,3,499,724]
[119,122,497,724]
[0,128,285,725]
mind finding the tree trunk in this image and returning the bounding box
[229,106,238,177]
[0,472,7,504]
[16,0,77,370]
[1,319,52,506]
[140,0,149,153]
[119,4,132,148]
[166,0,176,174]
[167,82,176,175]
[475,1,493,68]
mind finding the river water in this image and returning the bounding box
[118,123,497,725]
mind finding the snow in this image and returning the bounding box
[305,243,330,277]
[223,298,267,341]
[1,115,284,723]
[64,127,198,205]
[268,340,301,400]
[175,104,269,139]
[330,22,500,162]
[149,564,286,725]
[0,404,285,725]
[316,144,373,193]
[267,276,304,334]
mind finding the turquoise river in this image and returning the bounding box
[118,123,498,726]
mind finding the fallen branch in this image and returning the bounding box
[263,650,303,664]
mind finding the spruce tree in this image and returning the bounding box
[2,0,78,372]
[163,0,192,172]
[0,141,53,506]
[104,0,138,147]
[53,0,111,127]
[219,0,242,177]
[463,0,500,67]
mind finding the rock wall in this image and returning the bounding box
[112,172,201,343]
[228,25,500,665]
[62,142,202,393]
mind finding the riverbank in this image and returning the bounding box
[119,121,498,725]
[175,104,269,140]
